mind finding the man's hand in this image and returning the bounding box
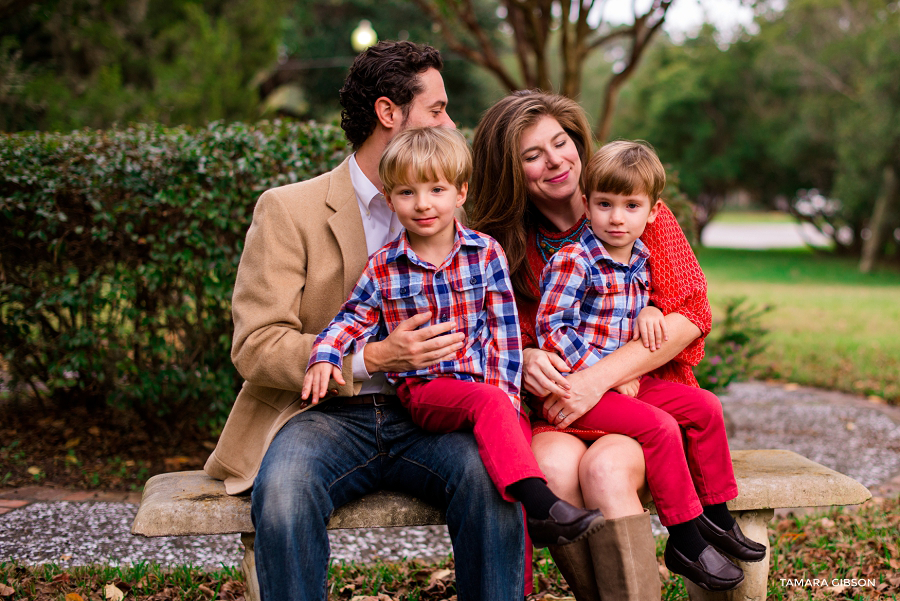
[613,378,640,397]
[302,362,345,404]
[634,306,669,351]
[521,348,571,398]
[364,311,465,373]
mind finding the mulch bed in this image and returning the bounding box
[0,400,215,491]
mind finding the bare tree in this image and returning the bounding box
[410,0,674,140]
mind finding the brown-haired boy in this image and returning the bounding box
[536,140,765,592]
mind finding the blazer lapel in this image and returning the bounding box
[326,159,368,296]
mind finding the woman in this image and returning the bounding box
[469,91,711,601]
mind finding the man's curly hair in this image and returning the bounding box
[339,41,443,150]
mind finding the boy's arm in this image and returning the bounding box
[481,244,523,411]
[307,266,384,374]
[535,252,605,372]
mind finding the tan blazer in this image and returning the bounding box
[205,158,377,494]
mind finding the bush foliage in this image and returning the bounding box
[0,121,349,433]
[695,297,773,393]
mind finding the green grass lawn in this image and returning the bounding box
[697,247,900,403]
[710,210,797,224]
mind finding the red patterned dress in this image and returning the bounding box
[519,202,712,439]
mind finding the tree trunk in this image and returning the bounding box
[859,164,899,273]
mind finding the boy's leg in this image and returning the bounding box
[573,390,701,526]
[634,378,738,506]
[397,377,544,500]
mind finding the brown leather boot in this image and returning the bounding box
[548,538,602,601]
[588,510,661,601]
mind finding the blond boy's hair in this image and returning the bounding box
[582,140,666,203]
[379,127,472,194]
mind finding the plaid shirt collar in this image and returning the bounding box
[580,225,651,269]
[385,218,487,269]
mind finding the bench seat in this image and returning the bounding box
[132,449,871,601]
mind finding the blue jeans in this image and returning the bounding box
[251,402,526,601]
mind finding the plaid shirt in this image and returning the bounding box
[536,227,652,372]
[308,220,522,410]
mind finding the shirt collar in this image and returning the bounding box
[385,219,486,267]
[580,226,650,268]
[348,153,382,208]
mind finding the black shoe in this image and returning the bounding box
[696,513,767,562]
[664,540,744,592]
[526,500,605,548]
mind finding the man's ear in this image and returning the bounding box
[456,182,468,208]
[646,199,661,224]
[375,96,400,129]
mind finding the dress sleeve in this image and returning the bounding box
[640,202,712,368]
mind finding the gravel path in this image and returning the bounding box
[1,380,898,569]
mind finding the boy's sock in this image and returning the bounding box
[667,519,708,561]
[702,502,736,530]
[506,477,559,520]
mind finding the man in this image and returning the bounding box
[204,41,527,600]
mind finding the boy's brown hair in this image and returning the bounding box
[379,127,472,195]
[582,140,666,203]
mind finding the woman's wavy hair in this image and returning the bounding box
[339,41,443,150]
[469,91,594,300]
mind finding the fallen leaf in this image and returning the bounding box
[197,583,215,596]
[65,455,79,464]
[64,437,81,449]
[65,594,84,601]
[845,421,856,431]
[60,554,72,561]
[428,568,453,586]
[104,582,125,601]
[783,383,800,391]
[820,517,835,528]
[868,395,886,404]
[88,426,101,436]
[27,466,41,475]
[0,583,14,597]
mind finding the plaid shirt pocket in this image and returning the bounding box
[382,273,428,323]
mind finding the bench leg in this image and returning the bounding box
[685,508,774,601]
[241,533,261,601]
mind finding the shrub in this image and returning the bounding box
[0,121,349,434]
[695,297,773,392]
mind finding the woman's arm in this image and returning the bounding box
[541,312,701,429]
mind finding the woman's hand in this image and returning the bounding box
[522,348,571,398]
[364,311,465,373]
[542,367,613,430]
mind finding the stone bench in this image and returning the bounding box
[131,449,870,601]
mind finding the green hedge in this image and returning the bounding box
[0,121,349,433]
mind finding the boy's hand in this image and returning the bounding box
[301,362,346,404]
[633,306,668,351]
[613,378,641,397]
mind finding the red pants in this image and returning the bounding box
[396,377,546,502]
[573,376,738,526]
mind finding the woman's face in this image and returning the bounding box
[519,115,582,209]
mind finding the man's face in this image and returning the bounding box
[399,68,454,131]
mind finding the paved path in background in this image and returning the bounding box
[701,222,831,249]
[1,380,899,568]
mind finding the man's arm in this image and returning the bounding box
[230,188,330,393]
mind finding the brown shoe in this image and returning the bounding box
[696,513,767,562]
[664,540,744,592]
[527,500,605,548]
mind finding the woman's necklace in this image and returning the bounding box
[536,217,588,262]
